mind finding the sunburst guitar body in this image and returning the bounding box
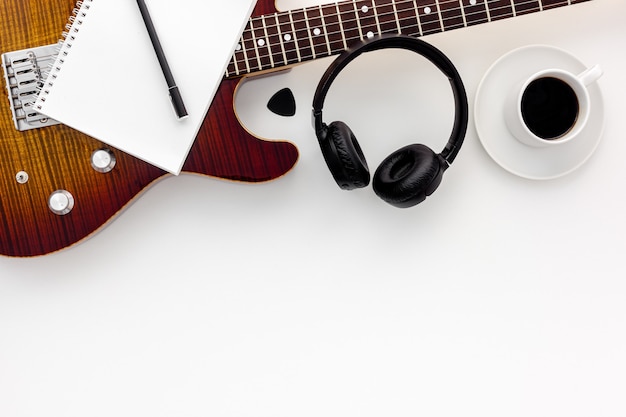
[0,0,298,257]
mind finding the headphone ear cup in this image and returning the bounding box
[319,121,370,190]
[373,144,446,208]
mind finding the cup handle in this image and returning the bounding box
[578,64,603,86]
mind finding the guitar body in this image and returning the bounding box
[0,0,298,257]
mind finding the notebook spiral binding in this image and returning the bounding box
[35,0,93,111]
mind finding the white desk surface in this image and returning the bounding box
[1,0,625,415]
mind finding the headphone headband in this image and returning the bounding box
[312,34,468,164]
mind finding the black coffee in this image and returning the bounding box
[521,77,579,140]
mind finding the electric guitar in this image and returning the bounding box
[0,0,588,257]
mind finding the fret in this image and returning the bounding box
[416,1,443,35]
[335,3,349,50]
[408,0,424,36]
[250,18,273,70]
[241,23,261,72]
[436,0,446,31]
[373,1,383,34]
[321,3,348,53]
[226,37,245,76]
[514,0,541,15]
[290,9,314,61]
[251,16,276,69]
[304,6,330,58]
[337,2,362,46]
[439,0,465,31]
[486,0,515,21]
[391,0,422,37]
[318,5,333,55]
[277,11,301,65]
[392,2,403,32]
[464,0,490,26]
[355,1,379,40]
[376,1,402,34]
[264,14,287,68]
[458,0,469,26]
[238,32,254,74]
[272,14,289,67]
[351,2,364,40]
[303,8,317,58]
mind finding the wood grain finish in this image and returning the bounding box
[0,0,297,257]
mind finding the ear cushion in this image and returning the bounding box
[319,121,370,190]
[373,144,445,208]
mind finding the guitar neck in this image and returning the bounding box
[226,0,588,77]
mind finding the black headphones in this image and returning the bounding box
[312,34,469,208]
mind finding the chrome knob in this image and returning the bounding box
[91,149,116,173]
[48,190,75,216]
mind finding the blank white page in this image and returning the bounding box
[35,0,256,174]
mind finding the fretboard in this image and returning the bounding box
[226,0,588,78]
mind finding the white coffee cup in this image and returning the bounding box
[504,65,603,147]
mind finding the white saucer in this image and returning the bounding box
[474,45,604,180]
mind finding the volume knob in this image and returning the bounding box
[91,149,116,173]
[48,190,75,216]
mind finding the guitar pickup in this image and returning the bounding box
[2,44,61,131]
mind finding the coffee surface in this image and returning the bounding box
[521,77,579,140]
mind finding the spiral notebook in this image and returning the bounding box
[34,0,256,174]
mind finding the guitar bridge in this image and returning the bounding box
[2,44,61,131]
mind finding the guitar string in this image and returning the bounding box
[229,0,574,74]
[244,0,572,43]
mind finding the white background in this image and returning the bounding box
[2,0,625,416]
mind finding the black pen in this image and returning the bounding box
[136,0,188,119]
